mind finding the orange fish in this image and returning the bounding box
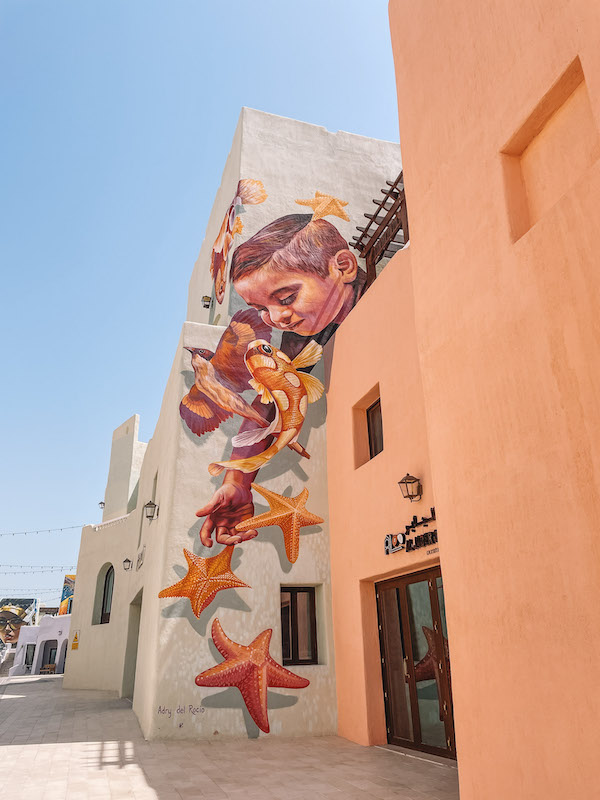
[208,339,323,476]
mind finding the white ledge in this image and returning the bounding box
[93,513,130,531]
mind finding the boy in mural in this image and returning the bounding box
[196,193,366,547]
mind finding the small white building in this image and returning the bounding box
[10,613,71,677]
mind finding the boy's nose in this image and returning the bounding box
[269,307,293,325]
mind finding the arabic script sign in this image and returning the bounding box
[385,508,437,555]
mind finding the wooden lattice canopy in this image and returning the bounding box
[350,172,408,288]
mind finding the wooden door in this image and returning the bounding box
[376,567,455,758]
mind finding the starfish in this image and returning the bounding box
[158,546,249,618]
[234,483,323,563]
[195,618,309,733]
[414,626,452,720]
[295,190,350,222]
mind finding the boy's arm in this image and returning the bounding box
[195,400,275,546]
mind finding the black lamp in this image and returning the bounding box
[98,501,105,509]
[398,473,422,502]
[202,296,212,309]
[144,500,158,521]
[123,558,133,571]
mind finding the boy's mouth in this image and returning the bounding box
[284,319,303,331]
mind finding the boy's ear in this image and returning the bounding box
[330,249,358,283]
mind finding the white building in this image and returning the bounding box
[9,613,71,677]
[64,108,400,740]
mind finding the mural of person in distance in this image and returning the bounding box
[0,599,35,645]
[196,191,366,547]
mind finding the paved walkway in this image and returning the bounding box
[0,675,459,800]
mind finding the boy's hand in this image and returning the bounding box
[195,477,258,547]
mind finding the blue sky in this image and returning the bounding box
[0,0,399,605]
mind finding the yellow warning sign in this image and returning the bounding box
[71,631,79,650]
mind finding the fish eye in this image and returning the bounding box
[260,344,273,355]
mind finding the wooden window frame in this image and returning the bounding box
[280,586,318,666]
[367,398,384,459]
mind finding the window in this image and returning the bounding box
[353,384,383,467]
[280,587,317,665]
[101,566,115,624]
[367,399,384,459]
[24,643,35,668]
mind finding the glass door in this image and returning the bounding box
[376,567,455,757]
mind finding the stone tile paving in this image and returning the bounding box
[0,675,459,800]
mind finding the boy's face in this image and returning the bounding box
[235,251,357,337]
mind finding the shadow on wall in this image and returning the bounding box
[201,685,298,739]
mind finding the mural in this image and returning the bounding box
[180,309,272,437]
[0,598,37,645]
[195,618,309,734]
[159,546,249,618]
[59,574,75,615]
[163,190,365,733]
[210,179,267,304]
[207,339,324,475]
[235,484,324,565]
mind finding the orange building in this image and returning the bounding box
[326,1,600,797]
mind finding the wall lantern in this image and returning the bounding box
[398,473,422,502]
[202,296,212,309]
[144,500,158,521]
[123,558,133,571]
[98,501,105,509]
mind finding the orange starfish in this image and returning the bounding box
[295,190,350,222]
[195,618,309,733]
[158,546,249,618]
[235,484,323,564]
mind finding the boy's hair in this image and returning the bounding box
[230,214,348,281]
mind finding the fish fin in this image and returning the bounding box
[292,340,323,370]
[208,429,297,475]
[231,408,280,447]
[231,216,243,236]
[249,377,274,404]
[298,372,324,403]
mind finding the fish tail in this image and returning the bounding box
[208,429,297,475]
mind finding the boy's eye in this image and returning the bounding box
[280,294,296,306]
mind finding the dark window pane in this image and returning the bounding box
[101,566,114,624]
[367,399,383,459]
[281,591,292,663]
[281,587,317,665]
[297,591,312,661]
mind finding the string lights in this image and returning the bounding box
[0,567,76,575]
[0,524,84,538]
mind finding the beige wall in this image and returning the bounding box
[388,0,600,797]
[102,414,147,522]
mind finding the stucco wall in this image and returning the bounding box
[389,1,600,797]
[325,248,439,746]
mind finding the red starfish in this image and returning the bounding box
[195,618,309,733]
[158,547,249,618]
